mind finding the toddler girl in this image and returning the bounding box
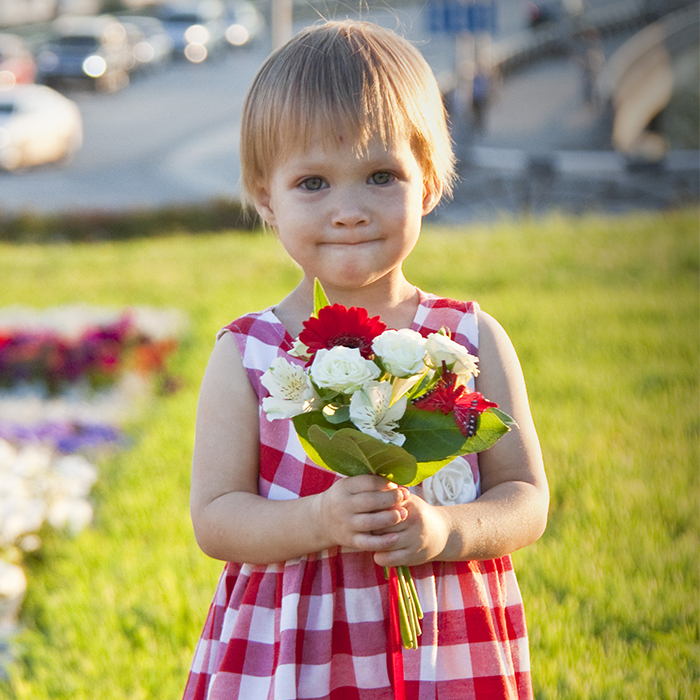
[184,19,548,700]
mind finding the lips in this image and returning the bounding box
[322,237,380,246]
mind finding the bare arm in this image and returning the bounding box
[374,310,549,567]
[190,332,409,565]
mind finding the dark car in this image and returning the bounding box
[35,15,133,92]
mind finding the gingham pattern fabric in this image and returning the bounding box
[183,291,533,700]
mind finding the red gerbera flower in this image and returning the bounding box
[299,304,386,360]
[411,371,465,414]
[453,392,499,438]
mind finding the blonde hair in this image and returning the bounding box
[239,20,456,206]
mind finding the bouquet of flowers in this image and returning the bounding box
[261,281,515,649]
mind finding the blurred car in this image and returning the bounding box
[158,1,227,63]
[0,34,37,89]
[224,0,264,48]
[118,15,174,70]
[35,15,133,92]
[0,84,83,171]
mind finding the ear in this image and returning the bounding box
[252,186,277,228]
[421,183,442,216]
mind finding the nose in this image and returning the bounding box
[331,188,369,228]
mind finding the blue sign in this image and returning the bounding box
[427,0,497,34]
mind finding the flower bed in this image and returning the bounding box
[0,306,186,643]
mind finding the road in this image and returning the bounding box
[0,0,694,220]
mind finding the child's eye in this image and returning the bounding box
[300,177,326,191]
[369,172,393,185]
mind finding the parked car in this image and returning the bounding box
[158,1,227,63]
[0,34,36,88]
[35,15,133,91]
[118,15,174,70]
[0,84,83,171]
[224,0,264,48]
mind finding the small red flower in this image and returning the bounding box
[299,304,386,360]
[411,372,465,414]
[453,392,499,438]
[413,376,498,438]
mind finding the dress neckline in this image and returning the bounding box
[265,288,431,350]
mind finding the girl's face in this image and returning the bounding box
[253,135,439,295]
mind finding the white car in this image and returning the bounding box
[0,85,83,171]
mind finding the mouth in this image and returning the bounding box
[322,238,380,247]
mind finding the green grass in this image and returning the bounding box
[0,209,698,699]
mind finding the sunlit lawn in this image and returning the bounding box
[0,209,697,699]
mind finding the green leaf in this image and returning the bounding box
[293,410,418,484]
[307,426,419,484]
[491,407,518,429]
[400,406,514,461]
[464,408,514,452]
[313,278,330,317]
[399,407,469,462]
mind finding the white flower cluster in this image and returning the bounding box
[0,439,98,550]
[262,328,479,446]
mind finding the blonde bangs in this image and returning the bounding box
[240,21,455,205]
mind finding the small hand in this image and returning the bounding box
[314,475,410,553]
[371,492,450,568]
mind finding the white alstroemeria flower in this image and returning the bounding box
[261,357,320,420]
[349,380,407,445]
[310,346,380,395]
[288,338,312,361]
[421,458,478,506]
[425,332,479,381]
[372,328,427,378]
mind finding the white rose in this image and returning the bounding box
[425,333,479,381]
[310,346,380,394]
[349,380,407,445]
[261,356,320,420]
[372,329,427,377]
[421,458,478,506]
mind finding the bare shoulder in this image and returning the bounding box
[474,308,547,494]
[201,330,252,397]
[475,309,524,397]
[191,330,260,509]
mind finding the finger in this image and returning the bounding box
[352,487,406,514]
[351,531,400,552]
[371,518,409,536]
[353,506,407,533]
[373,548,414,568]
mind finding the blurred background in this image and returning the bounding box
[0,0,697,227]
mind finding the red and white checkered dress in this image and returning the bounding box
[183,291,533,700]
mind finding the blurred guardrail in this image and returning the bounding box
[491,0,696,76]
[598,2,699,154]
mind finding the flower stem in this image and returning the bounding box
[384,566,423,649]
[403,566,423,620]
[396,574,415,649]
